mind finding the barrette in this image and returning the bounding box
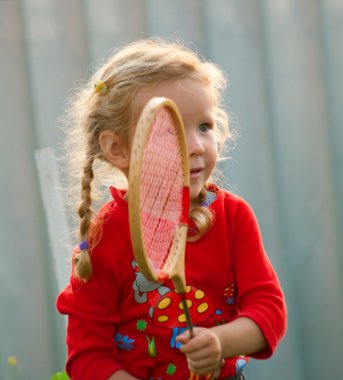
[94,80,107,95]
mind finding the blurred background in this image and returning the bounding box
[1,0,343,379]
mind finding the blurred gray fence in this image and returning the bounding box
[1,1,342,379]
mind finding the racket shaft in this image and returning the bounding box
[180,297,194,338]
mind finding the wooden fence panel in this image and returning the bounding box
[0,1,56,378]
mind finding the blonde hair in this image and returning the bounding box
[61,38,232,281]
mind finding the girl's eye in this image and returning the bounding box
[198,123,211,132]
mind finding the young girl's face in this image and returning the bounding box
[131,78,218,210]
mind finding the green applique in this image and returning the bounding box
[166,363,176,375]
[146,335,157,357]
[137,319,148,331]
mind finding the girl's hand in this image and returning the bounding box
[176,327,223,376]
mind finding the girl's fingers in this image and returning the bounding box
[178,329,217,352]
[181,339,221,361]
[176,330,191,345]
[184,346,213,360]
[186,353,221,375]
[188,360,216,377]
[177,327,222,375]
[187,357,214,370]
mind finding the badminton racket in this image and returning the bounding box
[128,96,194,338]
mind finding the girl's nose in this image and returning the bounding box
[187,130,205,157]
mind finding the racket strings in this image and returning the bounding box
[140,108,185,272]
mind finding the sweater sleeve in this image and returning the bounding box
[229,197,287,358]
[56,214,125,380]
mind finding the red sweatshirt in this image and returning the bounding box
[57,184,287,380]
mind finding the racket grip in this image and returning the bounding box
[187,372,214,380]
[180,298,194,338]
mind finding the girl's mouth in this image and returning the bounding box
[190,167,202,180]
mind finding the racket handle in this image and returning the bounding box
[181,298,194,338]
[181,301,215,380]
[187,372,214,380]
[181,300,217,380]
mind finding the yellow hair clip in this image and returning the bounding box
[94,80,107,95]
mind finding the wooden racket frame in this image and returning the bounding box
[129,96,216,376]
[128,97,190,295]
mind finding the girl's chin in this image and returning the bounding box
[190,183,205,197]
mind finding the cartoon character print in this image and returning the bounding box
[149,286,214,328]
[115,264,246,379]
[132,260,170,303]
[132,260,215,348]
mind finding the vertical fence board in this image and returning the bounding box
[20,0,88,150]
[84,0,147,63]
[145,0,206,51]
[262,0,343,378]
[318,0,343,277]
[0,1,56,378]
[35,148,72,291]
[204,1,302,379]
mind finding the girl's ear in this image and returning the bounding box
[99,130,130,171]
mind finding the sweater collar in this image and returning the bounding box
[109,186,128,207]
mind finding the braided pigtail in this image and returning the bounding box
[73,156,95,281]
[188,186,214,241]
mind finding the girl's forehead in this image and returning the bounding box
[131,78,214,123]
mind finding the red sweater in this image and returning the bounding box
[57,185,287,380]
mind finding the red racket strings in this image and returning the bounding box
[140,108,185,274]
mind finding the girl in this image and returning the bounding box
[57,38,287,380]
